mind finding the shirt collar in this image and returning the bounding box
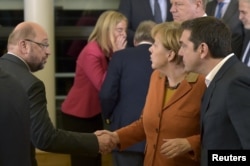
[205,53,234,87]
[7,52,31,71]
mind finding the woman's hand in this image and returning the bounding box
[160,138,192,158]
[113,35,127,52]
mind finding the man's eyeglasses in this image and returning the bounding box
[24,39,49,50]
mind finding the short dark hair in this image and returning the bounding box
[181,16,232,58]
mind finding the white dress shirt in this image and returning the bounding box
[205,53,234,87]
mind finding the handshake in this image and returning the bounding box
[94,130,119,154]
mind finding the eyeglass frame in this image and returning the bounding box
[24,39,49,50]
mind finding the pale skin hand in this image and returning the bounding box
[112,35,127,52]
[94,130,120,154]
[160,138,192,158]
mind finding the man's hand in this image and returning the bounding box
[94,130,119,154]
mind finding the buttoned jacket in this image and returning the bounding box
[117,70,206,166]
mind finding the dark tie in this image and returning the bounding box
[215,2,224,19]
[243,41,250,65]
[154,0,162,23]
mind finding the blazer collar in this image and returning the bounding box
[159,72,199,83]
[161,72,200,109]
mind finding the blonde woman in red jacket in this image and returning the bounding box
[61,10,127,166]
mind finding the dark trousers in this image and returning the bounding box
[61,112,103,166]
[112,151,144,166]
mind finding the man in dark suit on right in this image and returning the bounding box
[206,0,245,58]
[179,16,250,166]
[118,0,172,47]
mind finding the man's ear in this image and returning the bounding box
[19,40,26,51]
[199,42,209,59]
[18,40,29,54]
[196,0,203,9]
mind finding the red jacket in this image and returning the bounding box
[62,41,108,118]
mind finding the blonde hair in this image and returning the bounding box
[88,10,127,57]
[151,21,183,65]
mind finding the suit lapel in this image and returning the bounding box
[166,0,173,21]
[155,72,168,111]
[200,81,215,135]
[164,80,191,109]
[163,73,198,110]
[223,0,237,22]
[242,30,250,51]
[200,56,238,135]
[201,56,238,113]
[141,0,154,19]
[207,0,217,16]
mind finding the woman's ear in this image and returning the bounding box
[168,50,176,61]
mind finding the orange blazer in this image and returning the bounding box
[116,70,206,166]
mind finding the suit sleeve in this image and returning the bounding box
[227,76,250,149]
[186,134,201,161]
[100,54,121,120]
[29,81,99,155]
[116,116,146,150]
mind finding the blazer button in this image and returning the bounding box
[155,128,159,133]
[105,119,111,124]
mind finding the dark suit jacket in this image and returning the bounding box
[118,0,173,46]
[0,68,31,166]
[206,0,245,58]
[201,55,250,166]
[0,54,99,166]
[100,44,153,152]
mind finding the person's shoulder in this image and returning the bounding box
[84,41,101,50]
[0,68,25,91]
[0,68,11,82]
[186,72,206,87]
[80,41,103,56]
[151,70,162,79]
[186,72,205,82]
[112,47,134,58]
